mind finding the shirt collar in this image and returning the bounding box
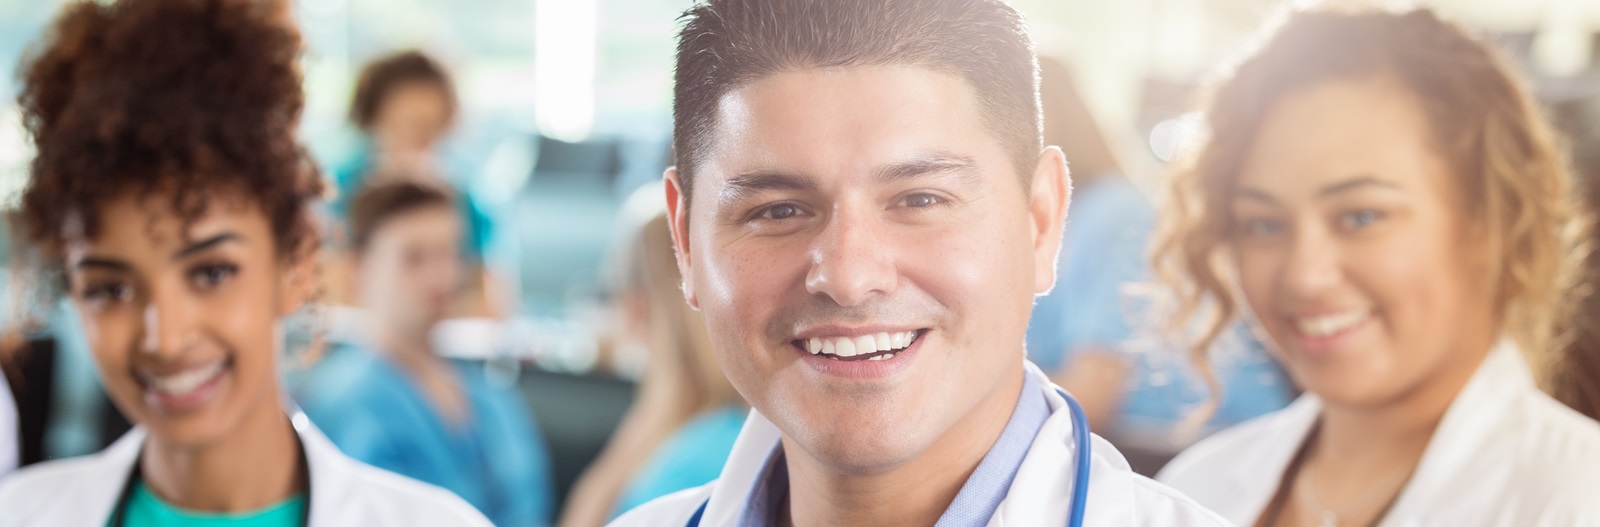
[737,370,1051,526]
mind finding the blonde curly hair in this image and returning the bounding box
[1152,5,1588,388]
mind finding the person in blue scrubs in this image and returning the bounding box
[296,180,555,526]
[1025,57,1291,473]
[321,51,502,317]
[560,203,746,526]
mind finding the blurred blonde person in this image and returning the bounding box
[561,192,746,526]
[1154,6,1600,526]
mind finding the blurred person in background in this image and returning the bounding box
[0,1,491,525]
[560,191,747,526]
[1027,55,1293,474]
[325,50,502,317]
[296,179,555,526]
[1155,6,1600,526]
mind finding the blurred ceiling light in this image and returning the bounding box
[534,0,598,143]
[1149,111,1206,163]
[297,0,344,19]
[0,107,31,209]
[1529,0,1593,78]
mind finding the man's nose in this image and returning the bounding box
[805,206,899,307]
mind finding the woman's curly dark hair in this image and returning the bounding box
[12,0,324,268]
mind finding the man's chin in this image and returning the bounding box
[787,419,930,475]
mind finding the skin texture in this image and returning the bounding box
[355,205,471,424]
[1228,77,1499,526]
[63,189,316,512]
[665,65,1069,527]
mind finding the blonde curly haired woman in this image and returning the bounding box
[1154,6,1600,527]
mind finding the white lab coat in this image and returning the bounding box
[612,364,1229,526]
[1159,340,1600,526]
[0,412,493,527]
[0,372,15,480]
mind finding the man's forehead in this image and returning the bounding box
[702,65,1002,186]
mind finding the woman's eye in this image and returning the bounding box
[900,193,945,208]
[1339,209,1383,230]
[1237,217,1284,237]
[189,264,239,290]
[82,282,134,305]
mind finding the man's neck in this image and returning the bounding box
[781,367,1027,527]
[140,398,304,512]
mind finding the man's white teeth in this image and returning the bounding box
[804,331,918,357]
[1295,310,1371,338]
[145,362,225,395]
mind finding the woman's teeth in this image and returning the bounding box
[1294,310,1371,338]
[804,331,918,360]
[142,361,226,395]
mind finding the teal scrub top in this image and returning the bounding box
[292,345,555,527]
[325,143,496,262]
[611,405,746,519]
[116,480,305,527]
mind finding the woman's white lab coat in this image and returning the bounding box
[611,364,1229,526]
[0,412,493,526]
[1159,341,1600,526]
[0,372,15,480]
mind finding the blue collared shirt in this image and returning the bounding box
[739,370,1052,526]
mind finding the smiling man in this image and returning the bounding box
[609,1,1228,526]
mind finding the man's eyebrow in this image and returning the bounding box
[719,171,820,203]
[876,154,981,184]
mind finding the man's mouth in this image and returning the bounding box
[795,329,925,362]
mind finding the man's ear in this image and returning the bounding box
[664,167,699,309]
[1029,146,1072,295]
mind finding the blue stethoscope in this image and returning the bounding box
[685,388,1093,527]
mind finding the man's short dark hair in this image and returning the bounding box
[672,0,1043,210]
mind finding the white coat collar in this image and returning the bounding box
[19,411,373,526]
[1219,339,1537,523]
[695,363,1136,526]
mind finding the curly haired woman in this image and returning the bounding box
[0,1,491,525]
[1154,6,1600,526]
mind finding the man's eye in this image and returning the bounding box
[757,203,804,220]
[901,193,945,208]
